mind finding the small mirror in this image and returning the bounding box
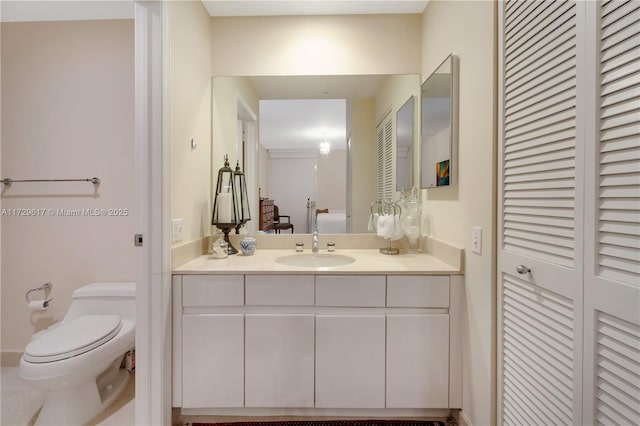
[396,95,414,192]
[420,54,458,188]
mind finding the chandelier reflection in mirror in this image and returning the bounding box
[319,139,331,157]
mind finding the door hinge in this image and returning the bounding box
[134,234,143,247]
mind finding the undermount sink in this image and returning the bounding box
[276,253,355,268]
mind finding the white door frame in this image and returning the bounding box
[237,94,258,234]
[135,1,171,424]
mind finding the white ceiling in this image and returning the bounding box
[248,75,402,152]
[260,99,347,151]
[202,1,429,17]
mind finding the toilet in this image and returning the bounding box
[19,282,135,426]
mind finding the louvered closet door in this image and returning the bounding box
[582,1,640,424]
[498,1,585,424]
[376,112,393,200]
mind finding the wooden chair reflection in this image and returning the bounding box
[273,204,293,234]
[272,205,294,234]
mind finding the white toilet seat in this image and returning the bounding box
[23,315,122,363]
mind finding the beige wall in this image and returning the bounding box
[421,1,497,425]
[170,0,214,247]
[317,149,347,210]
[1,20,135,356]
[210,14,422,76]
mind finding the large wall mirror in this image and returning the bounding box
[420,54,458,188]
[212,74,420,235]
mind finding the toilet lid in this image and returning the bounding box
[23,315,122,363]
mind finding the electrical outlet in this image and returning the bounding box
[471,226,482,255]
[172,218,184,244]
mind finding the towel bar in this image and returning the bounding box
[2,177,100,186]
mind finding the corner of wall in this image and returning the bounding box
[169,0,214,250]
[420,1,498,425]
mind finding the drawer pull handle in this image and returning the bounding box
[516,265,531,274]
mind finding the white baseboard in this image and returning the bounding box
[1,351,22,367]
[181,408,451,418]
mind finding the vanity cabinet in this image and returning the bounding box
[173,272,463,415]
[245,314,315,407]
[316,314,386,408]
[386,314,449,408]
[180,275,245,408]
[315,275,386,408]
[384,275,451,408]
[182,314,244,408]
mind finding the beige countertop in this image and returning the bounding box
[173,248,461,275]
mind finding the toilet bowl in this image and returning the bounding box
[19,282,135,426]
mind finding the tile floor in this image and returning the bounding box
[1,366,135,426]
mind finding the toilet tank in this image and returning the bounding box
[65,282,136,323]
[72,282,136,299]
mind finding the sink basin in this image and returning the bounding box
[276,253,355,268]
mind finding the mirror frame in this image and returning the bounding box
[420,54,459,188]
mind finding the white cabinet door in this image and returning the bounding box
[315,315,386,408]
[386,314,449,408]
[182,314,244,408]
[245,314,315,407]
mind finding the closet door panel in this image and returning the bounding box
[498,1,584,424]
[582,1,640,424]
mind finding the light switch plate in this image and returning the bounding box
[471,226,482,255]
[172,218,184,244]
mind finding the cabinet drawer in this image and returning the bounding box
[387,275,449,308]
[316,275,386,307]
[182,275,244,307]
[245,275,314,306]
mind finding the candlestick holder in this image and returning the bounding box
[211,155,240,254]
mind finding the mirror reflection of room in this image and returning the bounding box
[212,74,420,235]
[259,98,347,235]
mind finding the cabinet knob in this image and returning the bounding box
[516,265,531,274]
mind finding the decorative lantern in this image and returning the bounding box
[211,155,240,254]
[233,161,251,233]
